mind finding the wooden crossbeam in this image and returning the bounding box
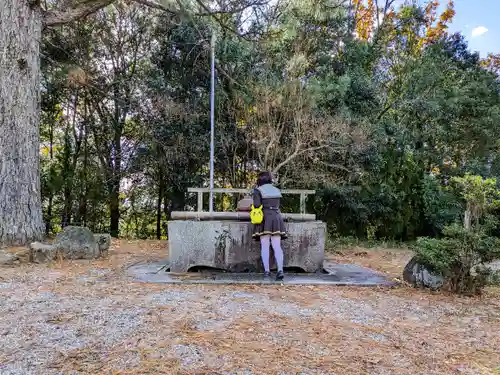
[187,187,316,214]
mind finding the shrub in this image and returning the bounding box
[412,174,500,294]
[421,174,462,235]
[413,224,500,294]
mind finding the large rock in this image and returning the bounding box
[54,226,100,260]
[403,256,445,290]
[29,242,58,263]
[0,250,19,266]
[168,220,326,273]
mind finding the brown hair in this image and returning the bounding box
[257,171,273,186]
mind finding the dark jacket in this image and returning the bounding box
[251,184,287,239]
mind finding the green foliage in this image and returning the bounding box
[487,269,500,286]
[450,174,500,228]
[413,224,500,293]
[414,174,500,294]
[421,174,461,234]
[36,1,500,245]
[451,174,500,206]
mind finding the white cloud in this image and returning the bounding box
[471,26,488,38]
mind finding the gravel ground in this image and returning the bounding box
[0,241,499,375]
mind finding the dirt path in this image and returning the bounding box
[0,241,499,375]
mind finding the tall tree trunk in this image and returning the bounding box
[76,101,90,227]
[108,176,120,238]
[77,125,89,227]
[45,118,55,236]
[61,126,73,228]
[61,185,72,227]
[45,196,53,236]
[0,0,44,245]
[164,189,186,220]
[156,169,164,240]
[62,92,82,228]
[464,202,472,231]
[108,137,122,237]
[107,104,123,238]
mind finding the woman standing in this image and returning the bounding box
[251,171,287,281]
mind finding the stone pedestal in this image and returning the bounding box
[168,220,326,273]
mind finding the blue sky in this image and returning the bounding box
[391,0,498,56]
[437,0,498,57]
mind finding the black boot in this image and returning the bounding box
[276,270,284,281]
[263,271,271,279]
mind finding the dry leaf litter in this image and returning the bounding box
[0,241,499,375]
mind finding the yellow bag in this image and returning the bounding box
[250,204,263,224]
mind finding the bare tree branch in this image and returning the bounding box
[271,145,330,175]
[43,0,270,36]
[43,0,115,26]
[132,0,175,14]
[192,0,270,16]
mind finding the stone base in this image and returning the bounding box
[167,220,326,273]
[127,261,399,286]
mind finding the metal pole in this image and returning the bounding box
[209,32,216,213]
